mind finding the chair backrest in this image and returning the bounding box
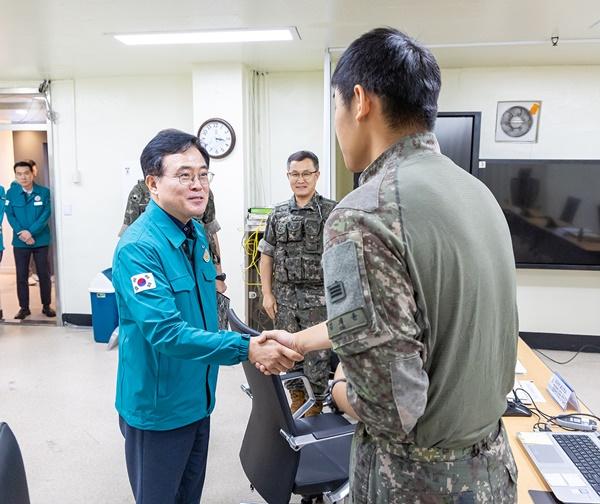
[0,422,31,504]
[559,196,581,224]
[228,309,300,504]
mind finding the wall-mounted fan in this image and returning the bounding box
[495,101,541,143]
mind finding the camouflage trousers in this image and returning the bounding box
[275,305,331,399]
[217,293,230,330]
[350,421,517,504]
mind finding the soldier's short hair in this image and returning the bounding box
[140,129,210,177]
[13,160,33,172]
[331,27,441,131]
[287,150,319,171]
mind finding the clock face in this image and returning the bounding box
[197,118,236,159]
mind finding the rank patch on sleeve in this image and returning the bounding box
[131,273,156,293]
[327,308,368,337]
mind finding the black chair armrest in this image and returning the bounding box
[280,423,355,451]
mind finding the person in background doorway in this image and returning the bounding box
[5,161,56,319]
[26,160,40,286]
[10,160,41,286]
[0,183,5,263]
[258,151,337,416]
[0,183,4,320]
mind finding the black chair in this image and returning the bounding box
[228,309,354,504]
[0,422,31,504]
[559,196,581,224]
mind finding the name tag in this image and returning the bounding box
[34,201,43,206]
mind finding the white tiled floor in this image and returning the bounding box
[0,271,57,323]
[0,324,599,503]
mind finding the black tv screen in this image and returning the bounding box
[354,112,481,187]
[435,112,481,174]
[477,160,600,269]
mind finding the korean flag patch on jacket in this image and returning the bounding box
[131,273,156,293]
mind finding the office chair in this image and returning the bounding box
[559,196,581,224]
[228,309,354,504]
[0,422,31,504]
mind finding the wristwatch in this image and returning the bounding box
[215,273,227,281]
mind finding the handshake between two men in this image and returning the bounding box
[246,321,357,419]
[246,321,332,376]
[247,328,303,375]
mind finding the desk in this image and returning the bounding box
[506,340,594,503]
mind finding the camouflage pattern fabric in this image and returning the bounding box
[123,180,150,227]
[258,193,337,309]
[275,305,330,399]
[217,293,230,330]
[258,193,337,397]
[322,133,519,500]
[350,422,517,503]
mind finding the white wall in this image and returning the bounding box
[51,75,193,314]
[192,64,248,319]
[263,71,325,206]
[439,66,600,336]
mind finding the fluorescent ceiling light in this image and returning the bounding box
[428,38,600,48]
[114,28,297,46]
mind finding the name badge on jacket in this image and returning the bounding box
[34,201,43,206]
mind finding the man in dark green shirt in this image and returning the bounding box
[260,28,519,503]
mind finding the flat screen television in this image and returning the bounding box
[477,159,600,270]
[435,112,481,174]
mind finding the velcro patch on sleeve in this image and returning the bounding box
[327,308,368,337]
[131,273,156,294]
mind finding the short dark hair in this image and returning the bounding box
[26,159,37,167]
[287,150,319,171]
[331,27,441,131]
[13,161,33,172]
[140,129,210,177]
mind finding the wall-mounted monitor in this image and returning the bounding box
[477,159,600,270]
[435,112,481,174]
[353,111,481,187]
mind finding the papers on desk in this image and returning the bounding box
[515,360,527,374]
[508,380,546,404]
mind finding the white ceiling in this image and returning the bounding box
[2,0,600,80]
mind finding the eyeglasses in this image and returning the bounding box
[172,171,214,186]
[287,170,318,181]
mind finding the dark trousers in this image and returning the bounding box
[14,246,52,309]
[119,416,211,504]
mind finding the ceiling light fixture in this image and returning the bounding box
[427,37,600,48]
[114,27,298,46]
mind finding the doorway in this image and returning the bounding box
[0,88,59,325]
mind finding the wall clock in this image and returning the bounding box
[197,118,236,159]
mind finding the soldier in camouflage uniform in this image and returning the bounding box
[261,28,519,502]
[258,151,337,415]
[120,180,230,328]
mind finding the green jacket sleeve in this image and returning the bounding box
[113,241,249,364]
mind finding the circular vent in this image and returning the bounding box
[500,106,533,137]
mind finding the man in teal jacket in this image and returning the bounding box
[0,184,5,263]
[5,161,55,320]
[112,129,301,504]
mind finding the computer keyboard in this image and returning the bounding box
[553,434,600,495]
